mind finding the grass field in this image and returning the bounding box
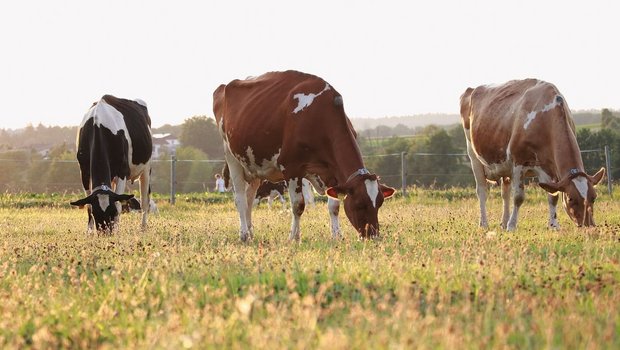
[1,187,619,349]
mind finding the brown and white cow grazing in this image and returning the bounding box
[71,95,153,233]
[214,70,395,241]
[460,79,605,230]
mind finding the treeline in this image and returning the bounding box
[1,110,618,193]
[0,117,227,193]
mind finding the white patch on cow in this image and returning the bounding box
[97,193,110,212]
[305,174,326,194]
[81,99,127,135]
[292,83,331,114]
[246,147,256,169]
[364,179,379,208]
[236,147,283,180]
[129,163,148,181]
[79,98,135,168]
[524,95,561,130]
[133,98,147,107]
[524,111,538,130]
[572,176,588,200]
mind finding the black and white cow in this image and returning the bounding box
[253,180,287,209]
[70,95,153,233]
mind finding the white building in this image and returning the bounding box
[152,133,180,158]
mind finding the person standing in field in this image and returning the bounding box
[214,173,226,193]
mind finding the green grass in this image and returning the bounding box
[0,187,619,349]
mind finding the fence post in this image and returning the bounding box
[401,151,407,197]
[605,145,613,197]
[170,155,177,205]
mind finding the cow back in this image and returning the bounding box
[465,79,573,168]
[215,70,356,186]
[101,95,153,166]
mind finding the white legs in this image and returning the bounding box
[113,177,127,228]
[328,197,341,239]
[467,140,489,229]
[547,194,560,229]
[538,170,560,229]
[226,154,260,242]
[500,177,511,229]
[287,178,305,241]
[139,167,151,229]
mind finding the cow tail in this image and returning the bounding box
[460,87,474,130]
[222,162,230,189]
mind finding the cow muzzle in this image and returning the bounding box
[359,223,379,239]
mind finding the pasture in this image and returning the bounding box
[1,187,619,349]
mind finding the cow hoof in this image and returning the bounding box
[240,232,251,242]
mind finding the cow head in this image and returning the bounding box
[70,186,134,232]
[121,197,142,213]
[539,167,605,227]
[326,170,395,238]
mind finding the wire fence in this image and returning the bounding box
[0,147,614,198]
[362,147,614,197]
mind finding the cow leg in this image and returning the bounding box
[114,177,127,228]
[467,142,489,228]
[500,177,511,229]
[139,167,151,229]
[328,197,341,239]
[302,179,315,208]
[507,166,524,231]
[82,186,95,233]
[87,204,95,233]
[537,170,560,229]
[226,156,253,241]
[287,177,305,241]
[547,194,560,229]
[245,179,261,239]
[267,192,274,210]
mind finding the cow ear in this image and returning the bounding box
[70,197,91,209]
[589,167,606,186]
[111,193,135,204]
[380,184,396,199]
[127,197,141,210]
[539,181,562,195]
[326,186,346,200]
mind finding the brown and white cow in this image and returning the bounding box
[213,70,395,241]
[460,79,605,230]
[71,95,153,233]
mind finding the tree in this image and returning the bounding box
[577,128,620,181]
[601,108,620,131]
[408,127,472,187]
[179,116,224,159]
[365,137,410,187]
[0,150,29,191]
[175,146,215,193]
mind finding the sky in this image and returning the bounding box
[1,0,618,130]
